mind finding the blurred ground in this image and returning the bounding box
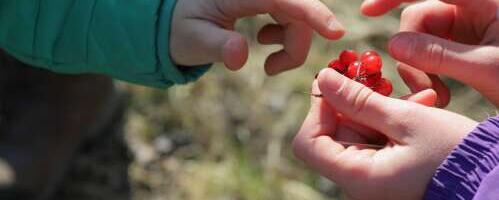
[52,0,497,199]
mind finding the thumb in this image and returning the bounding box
[389,32,498,88]
[317,68,408,141]
[171,20,248,70]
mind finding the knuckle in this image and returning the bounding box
[340,80,375,118]
[352,87,375,117]
[426,40,446,73]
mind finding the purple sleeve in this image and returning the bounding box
[424,116,499,200]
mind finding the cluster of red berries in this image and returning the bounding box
[327,50,393,96]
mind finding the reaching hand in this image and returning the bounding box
[362,0,499,107]
[170,0,345,75]
[389,0,499,107]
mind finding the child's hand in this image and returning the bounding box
[363,0,499,107]
[292,68,478,200]
[169,0,345,75]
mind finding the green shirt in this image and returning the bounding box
[0,0,210,88]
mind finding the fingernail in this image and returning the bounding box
[328,19,345,33]
[223,35,247,71]
[389,34,414,61]
[317,68,341,94]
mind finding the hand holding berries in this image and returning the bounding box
[327,50,392,96]
[294,69,478,200]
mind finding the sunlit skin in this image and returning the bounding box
[293,68,477,200]
[293,0,499,199]
[169,0,345,75]
[365,0,499,107]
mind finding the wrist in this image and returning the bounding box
[424,116,499,199]
[157,0,211,85]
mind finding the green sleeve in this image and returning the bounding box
[0,0,210,88]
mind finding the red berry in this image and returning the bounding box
[346,61,364,79]
[354,73,381,88]
[360,50,380,60]
[339,50,358,66]
[364,73,382,88]
[362,56,382,75]
[328,59,347,74]
[374,78,393,96]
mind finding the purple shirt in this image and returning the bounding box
[424,116,499,200]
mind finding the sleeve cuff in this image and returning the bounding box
[424,116,499,200]
[156,0,211,88]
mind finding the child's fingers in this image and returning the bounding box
[257,24,285,45]
[293,81,376,183]
[334,122,371,144]
[360,0,497,17]
[292,81,345,174]
[338,89,438,145]
[295,80,338,140]
[427,74,450,107]
[399,1,454,37]
[316,68,412,141]
[360,0,406,17]
[170,19,249,70]
[397,63,450,108]
[400,88,437,107]
[211,0,345,40]
[389,32,499,89]
[264,22,312,75]
[397,1,454,108]
[274,0,345,40]
[337,116,385,144]
[441,0,498,15]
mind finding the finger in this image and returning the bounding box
[360,0,406,17]
[338,88,439,143]
[316,68,408,141]
[428,74,450,107]
[398,1,453,107]
[293,81,376,182]
[389,32,499,89]
[258,24,285,45]
[213,0,345,40]
[171,19,248,70]
[264,22,312,75]
[296,81,338,140]
[440,0,498,14]
[274,0,345,39]
[399,1,454,38]
[334,122,370,144]
[293,81,345,175]
[400,89,438,107]
[337,116,386,144]
[397,64,450,107]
